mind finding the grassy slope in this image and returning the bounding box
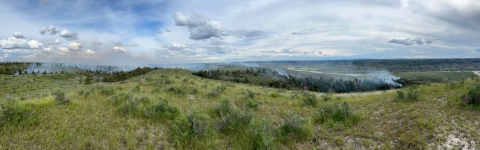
[1,69,479,149]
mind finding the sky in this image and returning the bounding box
[0,0,479,65]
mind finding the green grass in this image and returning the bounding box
[394,71,474,84]
[0,68,479,149]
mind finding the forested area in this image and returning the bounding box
[192,68,400,93]
[0,62,30,75]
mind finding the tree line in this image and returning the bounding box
[192,68,400,93]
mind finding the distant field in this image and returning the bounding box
[393,71,474,85]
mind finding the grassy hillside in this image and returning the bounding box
[1,69,479,149]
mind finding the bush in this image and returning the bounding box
[461,84,480,105]
[143,99,179,120]
[167,85,186,95]
[322,93,333,101]
[303,92,318,107]
[217,99,235,115]
[215,99,253,133]
[217,109,253,133]
[0,101,35,126]
[279,113,312,143]
[248,119,276,149]
[170,112,215,149]
[109,93,133,106]
[242,99,259,110]
[100,88,115,96]
[132,85,141,92]
[246,89,255,99]
[116,96,150,116]
[207,86,227,98]
[396,87,419,101]
[317,101,361,126]
[270,92,281,98]
[151,88,160,94]
[52,90,70,105]
[207,90,220,98]
[117,99,139,116]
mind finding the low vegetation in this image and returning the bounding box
[1,61,480,149]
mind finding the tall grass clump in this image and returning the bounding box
[167,85,186,95]
[207,85,227,98]
[317,101,361,127]
[396,87,419,102]
[116,95,151,116]
[461,84,480,106]
[247,119,277,149]
[100,87,115,96]
[279,113,313,144]
[303,92,318,107]
[0,100,35,126]
[215,99,253,133]
[109,93,133,106]
[143,99,179,120]
[52,89,70,105]
[322,93,333,101]
[170,112,216,149]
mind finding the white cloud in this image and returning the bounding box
[47,39,60,44]
[39,25,60,35]
[85,49,96,55]
[43,47,54,53]
[67,42,82,51]
[113,46,127,53]
[59,29,78,41]
[27,40,43,49]
[59,47,69,52]
[13,32,25,38]
[365,46,393,52]
[173,12,262,40]
[0,37,28,49]
[388,38,434,46]
[291,29,314,35]
[165,43,187,51]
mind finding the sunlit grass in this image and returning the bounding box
[1,68,479,149]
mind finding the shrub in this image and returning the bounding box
[207,86,227,98]
[167,85,186,95]
[143,99,179,120]
[100,88,115,96]
[242,99,259,110]
[191,88,198,94]
[303,92,318,107]
[270,92,281,98]
[246,89,255,99]
[216,109,253,133]
[116,96,150,116]
[317,101,361,126]
[109,93,133,106]
[170,112,214,149]
[215,99,253,133]
[0,101,35,126]
[396,87,419,101]
[207,90,220,98]
[461,84,480,105]
[279,113,312,143]
[322,93,333,101]
[52,89,70,105]
[117,99,139,116]
[132,85,141,92]
[151,88,160,94]
[248,119,276,149]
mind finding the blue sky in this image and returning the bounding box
[0,0,479,65]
